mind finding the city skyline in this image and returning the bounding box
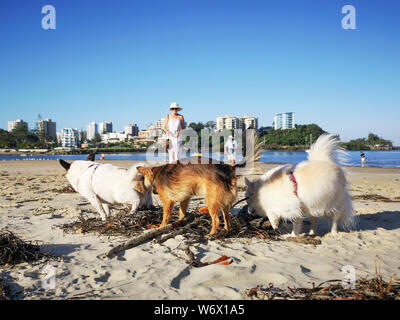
[1,1,399,144]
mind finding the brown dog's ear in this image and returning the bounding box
[133,180,146,195]
[86,152,95,161]
[136,166,151,176]
[59,159,71,171]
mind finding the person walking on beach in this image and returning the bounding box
[360,151,366,167]
[164,102,185,163]
[225,135,237,166]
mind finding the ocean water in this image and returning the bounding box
[1,150,399,168]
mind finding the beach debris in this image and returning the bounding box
[58,206,321,258]
[51,185,75,194]
[102,222,186,259]
[353,193,400,203]
[0,230,58,266]
[246,273,400,300]
[58,207,284,242]
[184,246,232,267]
[284,236,321,246]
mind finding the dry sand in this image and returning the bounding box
[0,160,399,300]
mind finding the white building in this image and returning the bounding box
[8,119,28,132]
[101,132,129,144]
[56,131,62,145]
[241,115,258,130]
[274,112,295,130]
[156,118,166,130]
[38,118,57,140]
[87,122,98,141]
[216,115,258,131]
[61,128,79,148]
[99,121,113,134]
[146,125,163,138]
[124,123,139,136]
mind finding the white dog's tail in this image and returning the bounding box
[339,189,355,230]
[307,134,347,165]
[128,162,146,180]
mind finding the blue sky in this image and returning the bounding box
[0,0,399,144]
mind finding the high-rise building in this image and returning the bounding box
[86,122,98,141]
[99,121,113,134]
[61,128,79,148]
[274,112,295,130]
[241,115,258,130]
[124,123,139,136]
[8,119,28,132]
[216,115,258,131]
[38,118,57,140]
[156,118,166,130]
[224,116,240,130]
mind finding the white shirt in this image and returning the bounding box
[225,140,237,154]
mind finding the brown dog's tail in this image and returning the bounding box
[234,132,262,170]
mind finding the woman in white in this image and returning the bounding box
[224,135,237,166]
[163,102,185,163]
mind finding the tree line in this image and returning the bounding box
[0,122,394,151]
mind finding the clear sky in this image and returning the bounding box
[1,0,399,144]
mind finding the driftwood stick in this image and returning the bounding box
[102,223,177,259]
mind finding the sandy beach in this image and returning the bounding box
[1,160,400,300]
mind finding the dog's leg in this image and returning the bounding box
[102,203,111,218]
[178,198,190,221]
[331,215,339,235]
[160,196,175,227]
[221,206,231,232]
[129,199,141,214]
[87,196,107,221]
[291,218,303,236]
[207,202,221,235]
[309,217,317,235]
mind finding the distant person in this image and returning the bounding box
[225,135,237,166]
[100,153,105,160]
[360,152,365,167]
[164,102,185,163]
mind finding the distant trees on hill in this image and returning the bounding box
[341,133,393,150]
[258,124,327,148]
[0,127,40,149]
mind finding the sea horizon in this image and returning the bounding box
[1,149,400,169]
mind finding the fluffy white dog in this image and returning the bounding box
[59,154,153,220]
[245,134,354,236]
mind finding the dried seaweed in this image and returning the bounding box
[246,275,400,300]
[353,194,400,202]
[0,230,58,266]
[51,185,75,194]
[57,206,286,243]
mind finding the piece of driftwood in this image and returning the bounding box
[102,223,179,259]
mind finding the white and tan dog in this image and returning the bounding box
[59,154,153,220]
[245,134,354,236]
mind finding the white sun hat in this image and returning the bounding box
[169,102,182,111]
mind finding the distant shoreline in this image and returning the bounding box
[1,147,399,156]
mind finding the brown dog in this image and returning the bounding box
[137,141,261,235]
[137,157,238,235]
